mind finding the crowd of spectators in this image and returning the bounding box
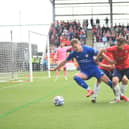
[92,23,129,44]
[49,18,129,47]
[49,20,87,47]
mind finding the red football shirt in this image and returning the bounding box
[106,45,129,70]
[99,51,114,71]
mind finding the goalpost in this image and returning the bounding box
[28,30,51,81]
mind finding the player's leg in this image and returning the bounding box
[96,68,120,103]
[113,76,129,102]
[124,68,129,91]
[110,76,122,103]
[99,73,113,88]
[120,69,129,101]
[91,79,101,103]
[63,67,68,80]
[73,72,94,97]
[99,74,120,103]
[93,67,112,88]
[120,75,128,96]
[92,70,113,103]
[108,70,129,102]
[55,61,61,79]
[109,69,123,103]
[55,69,59,78]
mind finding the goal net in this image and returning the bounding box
[0,42,32,82]
[0,29,51,82]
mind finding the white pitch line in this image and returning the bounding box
[0,83,23,90]
[0,76,68,90]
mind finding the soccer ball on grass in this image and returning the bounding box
[53,96,64,106]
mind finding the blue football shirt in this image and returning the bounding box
[66,45,99,72]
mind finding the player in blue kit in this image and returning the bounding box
[52,39,113,97]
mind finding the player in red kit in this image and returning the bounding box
[92,50,128,103]
[96,38,129,103]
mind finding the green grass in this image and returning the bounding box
[0,71,129,129]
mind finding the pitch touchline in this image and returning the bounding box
[0,83,23,90]
[0,85,68,119]
[0,77,50,90]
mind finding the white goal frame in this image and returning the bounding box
[28,30,51,82]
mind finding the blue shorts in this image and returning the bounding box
[81,67,104,80]
[113,68,129,81]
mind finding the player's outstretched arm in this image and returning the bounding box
[98,62,115,69]
[95,49,106,61]
[102,53,116,64]
[51,60,67,71]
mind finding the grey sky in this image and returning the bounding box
[0,0,52,52]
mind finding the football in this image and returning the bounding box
[53,96,64,106]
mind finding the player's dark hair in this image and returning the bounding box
[117,38,126,44]
[71,39,80,46]
[110,42,116,46]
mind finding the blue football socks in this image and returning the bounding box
[74,76,88,89]
[107,80,112,88]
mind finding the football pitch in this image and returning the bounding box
[0,71,129,129]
